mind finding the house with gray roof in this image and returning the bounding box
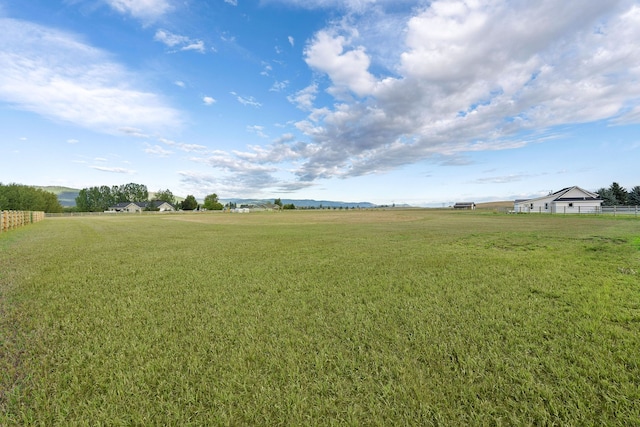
[514,186,602,214]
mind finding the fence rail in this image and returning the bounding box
[0,210,46,233]
[507,205,639,216]
[601,206,640,216]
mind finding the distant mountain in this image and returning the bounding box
[224,198,378,209]
[34,186,80,207]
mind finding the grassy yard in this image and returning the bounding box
[1,210,639,425]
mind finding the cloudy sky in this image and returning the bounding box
[1,0,639,205]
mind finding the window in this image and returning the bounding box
[545,203,548,210]
[568,203,573,207]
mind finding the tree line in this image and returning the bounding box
[597,182,640,206]
[0,183,63,213]
[74,183,224,212]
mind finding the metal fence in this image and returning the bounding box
[508,206,639,216]
[601,206,640,216]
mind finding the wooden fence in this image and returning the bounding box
[0,210,46,233]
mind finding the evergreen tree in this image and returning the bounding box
[608,182,628,205]
[629,186,640,206]
[596,188,616,206]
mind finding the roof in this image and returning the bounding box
[516,186,602,203]
[110,201,175,209]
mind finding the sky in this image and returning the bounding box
[1,0,639,206]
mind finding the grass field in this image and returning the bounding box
[1,210,639,425]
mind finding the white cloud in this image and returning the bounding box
[91,165,135,174]
[261,0,402,13]
[288,83,318,111]
[104,0,172,22]
[288,36,295,47]
[0,18,182,135]
[144,143,172,157]
[67,139,79,144]
[154,29,188,47]
[159,138,208,152]
[154,29,206,53]
[278,0,640,182]
[175,80,186,87]
[304,29,376,97]
[270,80,289,92]
[203,96,216,105]
[182,40,205,53]
[224,0,238,6]
[247,125,268,138]
[230,92,262,107]
[189,0,640,192]
[119,127,150,138]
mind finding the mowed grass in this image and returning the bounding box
[1,210,639,425]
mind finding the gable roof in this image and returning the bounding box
[109,201,175,209]
[517,186,602,203]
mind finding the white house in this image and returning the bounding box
[514,186,602,214]
[108,202,143,213]
[108,201,175,212]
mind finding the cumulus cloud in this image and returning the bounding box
[0,18,182,135]
[203,96,216,105]
[288,83,318,110]
[304,29,376,97]
[190,0,639,194]
[277,0,640,182]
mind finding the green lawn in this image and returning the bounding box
[1,210,639,425]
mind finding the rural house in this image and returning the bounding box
[514,186,602,214]
[108,201,175,212]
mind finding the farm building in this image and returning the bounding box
[453,202,476,210]
[108,201,175,212]
[514,186,602,214]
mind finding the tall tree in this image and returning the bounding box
[597,188,616,206]
[117,183,148,203]
[0,183,62,212]
[609,182,628,205]
[75,185,114,212]
[181,195,198,210]
[203,193,223,210]
[153,189,176,205]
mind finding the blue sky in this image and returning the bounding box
[1,0,639,206]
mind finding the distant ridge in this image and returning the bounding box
[34,186,80,207]
[223,198,378,209]
[30,186,379,209]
